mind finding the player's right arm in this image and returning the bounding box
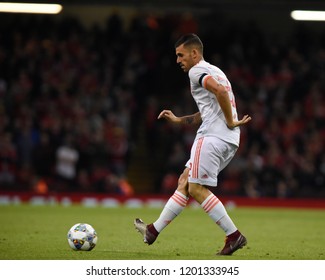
[204,77,251,129]
[158,110,202,126]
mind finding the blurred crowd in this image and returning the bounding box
[0,12,324,198]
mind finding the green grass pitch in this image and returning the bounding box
[0,204,324,260]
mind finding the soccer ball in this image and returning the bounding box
[67,223,98,251]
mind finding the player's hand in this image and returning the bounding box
[157,110,181,123]
[227,114,252,129]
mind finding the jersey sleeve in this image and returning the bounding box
[189,65,211,88]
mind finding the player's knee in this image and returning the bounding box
[177,168,189,194]
[178,168,189,186]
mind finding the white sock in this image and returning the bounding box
[153,190,189,233]
[201,193,237,235]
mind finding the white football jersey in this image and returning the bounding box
[188,60,240,146]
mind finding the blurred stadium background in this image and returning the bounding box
[0,0,324,203]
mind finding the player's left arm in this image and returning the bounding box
[204,77,251,129]
[158,110,202,126]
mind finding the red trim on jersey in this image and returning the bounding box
[203,75,213,89]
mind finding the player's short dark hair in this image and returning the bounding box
[175,33,203,53]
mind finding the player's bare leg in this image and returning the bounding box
[134,168,190,245]
[188,182,247,255]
